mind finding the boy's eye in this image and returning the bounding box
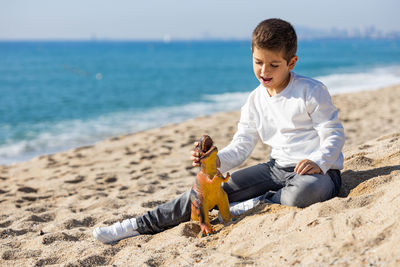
[271,64,279,68]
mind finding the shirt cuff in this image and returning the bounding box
[313,159,329,174]
[307,153,329,174]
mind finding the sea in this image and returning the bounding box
[1,39,400,165]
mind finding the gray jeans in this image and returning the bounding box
[136,159,341,234]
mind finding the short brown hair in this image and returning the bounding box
[251,18,297,62]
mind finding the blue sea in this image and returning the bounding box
[1,39,400,165]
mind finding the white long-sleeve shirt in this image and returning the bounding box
[218,72,345,174]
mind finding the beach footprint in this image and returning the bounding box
[41,231,85,245]
[67,255,108,266]
[64,175,85,184]
[34,257,59,267]
[17,186,38,193]
[64,216,96,230]
[1,228,29,239]
[2,249,42,262]
[26,213,55,223]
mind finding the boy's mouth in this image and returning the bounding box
[260,77,272,83]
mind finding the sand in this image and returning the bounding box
[1,85,400,266]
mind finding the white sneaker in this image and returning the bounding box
[218,195,263,222]
[93,218,140,244]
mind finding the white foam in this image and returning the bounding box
[202,91,249,110]
[316,65,400,95]
[0,96,248,165]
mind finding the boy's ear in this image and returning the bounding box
[288,56,298,70]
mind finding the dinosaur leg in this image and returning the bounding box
[193,202,214,236]
[190,189,214,236]
[190,203,199,221]
[217,191,233,222]
[190,189,201,221]
[199,206,214,236]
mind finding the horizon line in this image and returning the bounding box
[1,36,399,42]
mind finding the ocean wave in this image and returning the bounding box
[2,65,400,165]
[317,65,400,95]
[0,98,248,165]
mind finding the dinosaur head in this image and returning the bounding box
[197,135,218,163]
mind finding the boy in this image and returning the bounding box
[93,18,345,244]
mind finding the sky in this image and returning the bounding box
[1,0,399,40]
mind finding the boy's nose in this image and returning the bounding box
[261,65,269,75]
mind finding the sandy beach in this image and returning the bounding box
[1,84,400,266]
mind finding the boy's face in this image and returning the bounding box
[252,47,298,94]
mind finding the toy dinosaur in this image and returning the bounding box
[190,135,232,237]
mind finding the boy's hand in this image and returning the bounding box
[190,141,201,167]
[295,159,322,175]
[190,141,221,168]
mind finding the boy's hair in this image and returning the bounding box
[251,18,297,62]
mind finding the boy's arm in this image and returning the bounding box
[218,94,259,174]
[306,85,345,174]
